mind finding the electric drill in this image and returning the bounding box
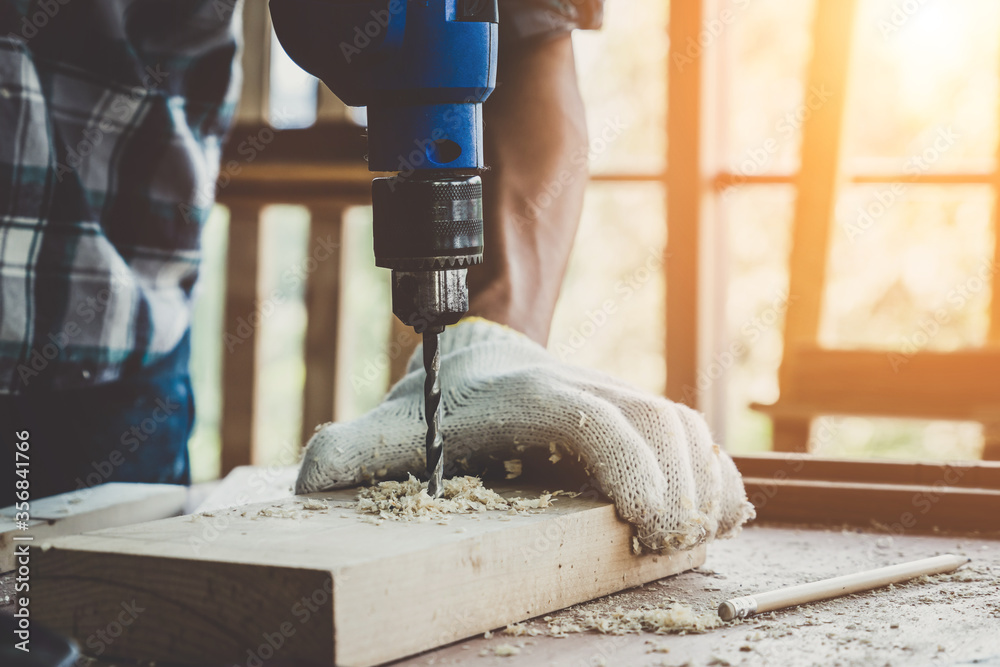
[269,0,498,497]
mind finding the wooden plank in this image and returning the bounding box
[19,525,1000,667]
[665,0,703,407]
[733,454,1000,490]
[220,204,262,474]
[744,477,1000,532]
[758,348,1000,423]
[34,489,706,666]
[301,206,345,445]
[0,483,185,572]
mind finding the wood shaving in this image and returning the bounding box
[646,640,671,653]
[504,623,542,637]
[503,459,523,479]
[301,499,328,511]
[256,506,303,519]
[355,475,557,522]
[490,644,520,657]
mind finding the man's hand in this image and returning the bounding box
[297,319,755,551]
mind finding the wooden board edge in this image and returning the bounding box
[334,504,707,666]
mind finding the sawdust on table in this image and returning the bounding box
[355,474,568,523]
[188,498,333,522]
[504,600,720,639]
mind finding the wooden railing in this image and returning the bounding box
[215,123,370,474]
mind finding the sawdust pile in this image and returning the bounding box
[355,475,559,521]
[504,602,720,638]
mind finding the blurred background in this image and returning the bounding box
[188,0,1000,482]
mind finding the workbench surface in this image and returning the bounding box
[5,522,998,666]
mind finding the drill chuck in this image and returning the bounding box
[373,174,484,269]
[373,174,483,332]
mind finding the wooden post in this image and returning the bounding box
[220,204,262,475]
[665,0,703,408]
[772,0,857,451]
[300,205,345,445]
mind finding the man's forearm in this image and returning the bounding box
[468,34,589,345]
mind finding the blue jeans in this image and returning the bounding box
[1,333,193,499]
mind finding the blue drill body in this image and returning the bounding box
[270,0,497,171]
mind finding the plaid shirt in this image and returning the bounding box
[0,0,241,394]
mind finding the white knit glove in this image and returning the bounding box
[297,318,755,550]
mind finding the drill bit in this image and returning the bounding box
[423,328,444,498]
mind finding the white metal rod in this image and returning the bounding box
[718,554,970,621]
